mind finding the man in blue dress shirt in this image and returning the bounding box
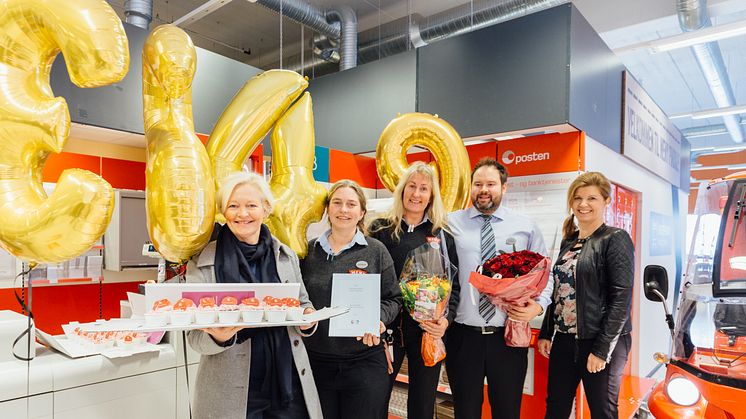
[446,157,553,419]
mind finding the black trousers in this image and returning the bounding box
[309,350,390,419]
[246,368,309,419]
[445,323,528,419]
[383,328,443,419]
[545,332,631,419]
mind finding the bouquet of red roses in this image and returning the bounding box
[469,249,551,347]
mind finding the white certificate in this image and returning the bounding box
[328,273,380,337]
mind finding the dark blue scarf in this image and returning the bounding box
[214,224,294,410]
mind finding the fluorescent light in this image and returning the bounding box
[690,163,746,171]
[651,19,746,53]
[613,18,746,54]
[174,0,234,26]
[690,146,714,152]
[670,104,746,120]
[691,104,746,120]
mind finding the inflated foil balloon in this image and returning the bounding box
[143,25,215,263]
[0,0,128,264]
[206,70,308,221]
[265,93,327,258]
[377,113,471,211]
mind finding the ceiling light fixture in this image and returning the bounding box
[613,18,746,54]
[670,104,746,120]
[690,163,746,171]
[173,0,235,26]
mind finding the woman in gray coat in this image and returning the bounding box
[186,171,323,419]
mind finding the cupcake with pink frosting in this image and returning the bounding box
[218,296,241,324]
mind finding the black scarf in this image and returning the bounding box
[214,224,294,410]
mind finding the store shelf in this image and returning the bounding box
[396,373,451,395]
[30,277,102,287]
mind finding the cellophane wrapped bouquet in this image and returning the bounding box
[399,238,456,366]
[469,249,551,347]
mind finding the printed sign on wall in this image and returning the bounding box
[621,71,682,188]
[497,132,582,177]
[313,145,330,183]
[649,211,674,256]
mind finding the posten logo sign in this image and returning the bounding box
[501,149,550,165]
[497,132,583,176]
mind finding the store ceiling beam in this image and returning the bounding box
[173,0,236,27]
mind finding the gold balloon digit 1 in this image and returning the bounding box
[376,113,471,212]
[265,92,327,258]
[0,0,128,264]
[142,25,215,263]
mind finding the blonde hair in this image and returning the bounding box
[326,180,368,233]
[369,161,450,241]
[562,172,611,238]
[217,171,275,214]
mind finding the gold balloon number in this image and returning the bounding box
[142,25,215,263]
[206,70,324,257]
[0,0,128,264]
[144,34,323,258]
[376,113,471,211]
[206,69,308,222]
[264,93,327,258]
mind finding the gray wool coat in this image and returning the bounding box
[185,237,323,419]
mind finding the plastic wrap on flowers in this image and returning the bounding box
[400,238,456,366]
[469,251,551,347]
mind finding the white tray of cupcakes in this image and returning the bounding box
[134,295,311,329]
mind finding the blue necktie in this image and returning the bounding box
[479,215,496,322]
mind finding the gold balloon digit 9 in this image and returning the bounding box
[0,0,128,265]
[376,113,471,212]
[142,25,215,263]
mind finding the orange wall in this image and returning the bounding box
[329,149,380,189]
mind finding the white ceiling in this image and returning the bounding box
[103,0,746,163]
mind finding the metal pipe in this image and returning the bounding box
[326,6,357,70]
[255,0,340,39]
[677,0,744,143]
[325,0,568,66]
[124,0,153,30]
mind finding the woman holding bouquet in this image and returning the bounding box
[300,180,401,419]
[538,172,634,419]
[369,161,460,419]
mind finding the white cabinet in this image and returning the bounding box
[53,369,176,419]
[0,393,53,419]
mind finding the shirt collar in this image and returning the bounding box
[403,214,430,230]
[316,228,368,256]
[467,205,507,221]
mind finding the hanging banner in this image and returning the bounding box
[621,71,682,188]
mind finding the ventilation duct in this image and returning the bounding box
[124,0,153,30]
[255,0,340,39]
[296,0,568,73]
[326,6,357,70]
[677,0,744,143]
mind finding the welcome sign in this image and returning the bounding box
[621,71,682,188]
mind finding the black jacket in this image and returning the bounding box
[539,224,634,362]
[368,218,460,343]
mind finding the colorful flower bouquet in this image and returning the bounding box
[469,249,551,347]
[400,239,455,366]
